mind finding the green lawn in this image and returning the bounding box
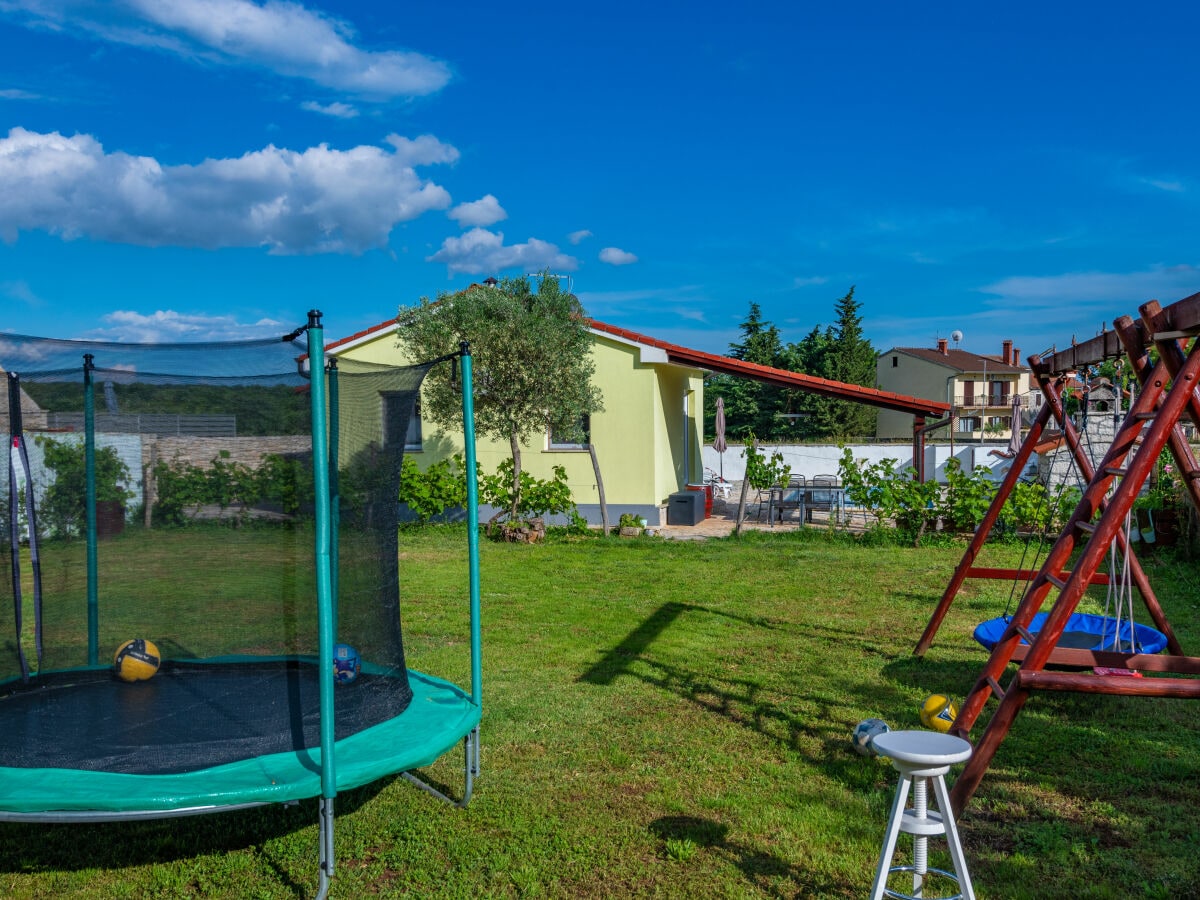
[1,526,1197,898]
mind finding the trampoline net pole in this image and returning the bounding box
[327,359,340,632]
[83,353,98,667]
[307,314,337,804]
[460,342,482,708]
[316,796,334,899]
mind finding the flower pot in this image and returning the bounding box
[95,500,125,539]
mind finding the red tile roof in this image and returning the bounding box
[325,315,949,418]
[890,347,1026,374]
[588,321,948,416]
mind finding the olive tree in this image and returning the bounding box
[397,275,603,520]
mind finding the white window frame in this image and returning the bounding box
[382,392,422,452]
[547,413,590,451]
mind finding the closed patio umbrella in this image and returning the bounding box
[713,396,728,480]
[1007,393,1023,456]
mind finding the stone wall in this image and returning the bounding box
[141,436,312,518]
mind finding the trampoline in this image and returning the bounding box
[973,612,1169,654]
[0,314,483,897]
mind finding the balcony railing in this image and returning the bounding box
[952,394,1039,409]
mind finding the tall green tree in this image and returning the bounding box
[812,286,877,439]
[784,324,835,439]
[396,275,603,519]
[707,302,789,440]
[780,287,878,440]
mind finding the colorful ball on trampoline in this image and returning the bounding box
[920,694,958,733]
[852,718,890,756]
[333,643,361,684]
[113,639,161,682]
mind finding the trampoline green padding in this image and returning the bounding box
[0,666,479,816]
[2,317,486,896]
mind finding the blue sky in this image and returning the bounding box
[3,1,1200,363]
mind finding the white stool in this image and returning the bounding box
[869,730,975,900]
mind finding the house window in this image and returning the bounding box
[988,381,1008,405]
[382,393,422,451]
[891,356,898,367]
[548,414,590,450]
[957,416,980,433]
[962,381,974,405]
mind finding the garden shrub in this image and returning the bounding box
[153,451,313,526]
[398,455,470,525]
[36,437,134,537]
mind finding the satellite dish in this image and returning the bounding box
[951,330,964,345]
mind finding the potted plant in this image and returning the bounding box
[617,513,644,537]
[36,437,135,538]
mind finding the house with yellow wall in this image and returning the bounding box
[875,338,1036,441]
[326,316,708,525]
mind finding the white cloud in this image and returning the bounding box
[0,0,451,99]
[793,276,828,287]
[448,194,506,227]
[383,133,460,166]
[1,279,44,308]
[85,309,286,342]
[599,246,637,266]
[575,285,705,317]
[427,228,578,276]
[0,87,41,100]
[978,264,1200,307]
[1137,176,1186,193]
[957,263,1200,349]
[300,99,358,119]
[567,229,592,245]
[0,127,457,254]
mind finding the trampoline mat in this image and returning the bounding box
[0,661,412,776]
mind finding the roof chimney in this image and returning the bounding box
[937,338,948,355]
[1012,346,1020,366]
[1002,340,1012,364]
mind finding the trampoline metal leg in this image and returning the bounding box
[315,796,334,900]
[401,726,480,809]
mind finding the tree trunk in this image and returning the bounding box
[509,430,522,520]
[734,473,752,536]
[588,443,609,534]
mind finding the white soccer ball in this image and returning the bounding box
[851,718,890,757]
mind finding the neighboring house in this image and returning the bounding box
[876,339,1035,441]
[0,364,47,434]
[326,316,708,526]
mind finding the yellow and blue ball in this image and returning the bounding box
[333,643,361,685]
[920,694,958,733]
[113,639,161,682]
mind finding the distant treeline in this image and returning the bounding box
[22,383,312,436]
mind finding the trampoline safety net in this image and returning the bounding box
[0,330,431,777]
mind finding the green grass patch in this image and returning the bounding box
[1,526,1197,898]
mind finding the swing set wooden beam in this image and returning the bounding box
[915,360,1178,659]
[946,296,1200,815]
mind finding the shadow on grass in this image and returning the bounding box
[0,776,392,885]
[648,814,846,897]
[578,601,920,793]
[579,601,780,687]
[881,655,984,699]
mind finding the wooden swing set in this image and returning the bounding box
[914,292,1200,815]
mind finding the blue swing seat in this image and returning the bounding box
[973,612,1169,654]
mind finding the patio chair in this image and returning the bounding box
[703,468,733,500]
[755,485,781,524]
[776,474,805,524]
[806,475,839,524]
